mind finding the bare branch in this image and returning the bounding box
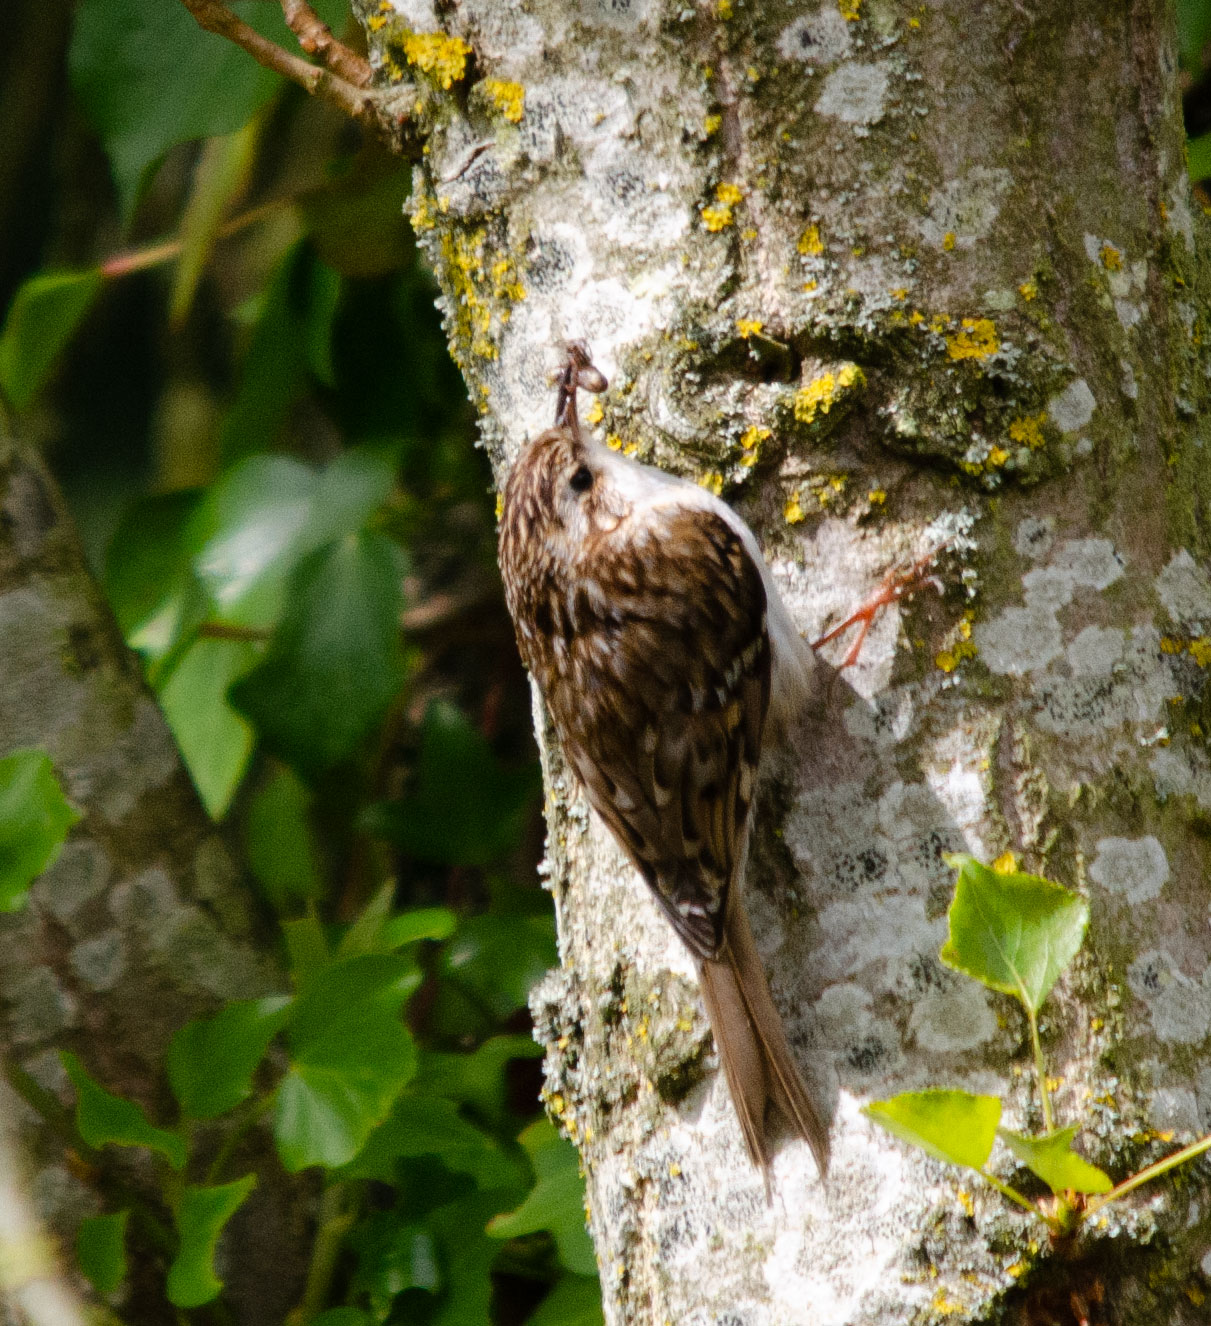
[180,0,421,157]
[280,0,373,87]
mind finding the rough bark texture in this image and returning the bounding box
[0,438,308,1324]
[355,0,1211,1321]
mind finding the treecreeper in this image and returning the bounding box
[498,342,830,1180]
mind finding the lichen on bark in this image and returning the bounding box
[365,1,1211,1321]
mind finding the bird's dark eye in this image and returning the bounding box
[569,465,594,494]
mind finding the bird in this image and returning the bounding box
[498,342,829,1179]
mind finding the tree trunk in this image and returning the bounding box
[0,439,308,1323]
[362,0,1211,1319]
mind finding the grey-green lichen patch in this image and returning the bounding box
[32,840,111,930]
[1048,377,1097,434]
[909,983,998,1054]
[815,61,891,126]
[777,7,852,65]
[1126,950,1211,1045]
[1156,549,1211,625]
[1089,837,1170,905]
[9,967,78,1044]
[919,167,1012,251]
[69,931,127,993]
[1014,516,1056,561]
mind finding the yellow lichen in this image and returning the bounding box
[867,488,886,505]
[716,181,743,205]
[437,225,525,361]
[1008,412,1046,449]
[668,1162,682,1178]
[701,183,742,231]
[1190,637,1211,666]
[698,472,724,495]
[946,318,998,361]
[986,445,1009,467]
[717,0,733,16]
[891,287,909,301]
[736,318,764,338]
[703,113,722,136]
[992,851,1018,874]
[494,493,504,521]
[784,492,806,524]
[908,14,920,26]
[585,399,604,425]
[606,434,623,451]
[1160,635,1185,654]
[793,362,865,425]
[401,31,473,89]
[1099,242,1123,271]
[740,425,770,450]
[481,78,525,122]
[942,231,956,251]
[935,640,978,673]
[798,224,824,256]
[803,279,818,292]
[1019,279,1038,301]
[839,0,861,18]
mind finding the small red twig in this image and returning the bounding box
[279,0,372,87]
[811,543,948,669]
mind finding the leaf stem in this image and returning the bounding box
[1084,1132,1211,1217]
[205,1093,275,1185]
[1026,1007,1054,1133]
[286,1183,356,1325]
[977,1168,1051,1225]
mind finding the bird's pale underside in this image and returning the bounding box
[499,344,829,1179]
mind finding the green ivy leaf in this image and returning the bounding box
[282,915,330,983]
[1190,130,1211,182]
[527,1274,604,1326]
[488,1119,596,1276]
[231,531,407,775]
[157,636,258,820]
[245,766,325,908]
[274,955,420,1170]
[76,1210,129,1296]
[0,749,80,912]
[940,854,1088,1015]
[418,1037,545,1126]
[341,1096,521,1189]
[167,996,292,1120]
[349,1213,441,1315]
[0,269,103,412]
[311,1310,373,1326]
[863,1089,1002,1172]
[338,883,456,960]
[997,1125,1113,1196]
[440,914,557,1020]
[364,701,538,866]
[62,1053,186,1170]
[68,0,346,218]
[166,1176,257,1308]
[428,1192,509,1326]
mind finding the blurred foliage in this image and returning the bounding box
[0,0,599,1321]
[1182,0,1211,188]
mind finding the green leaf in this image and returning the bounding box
[312,1311,373,1326]
[997,1125,1113,1196]
[338,885,456,960]
[1179,0,1211,70]
[167,996,291,1120]
[441,913,557,1020]
[349,1213,441,1314]
[940,854,1088,1015]
[418,1037,545,1125]
[246,766,325,907]
[527,1275,604,1326]
[62,1053,186,1170]
[232,531,407,774]
[428,1193,508,1326]
[166,1176,257,1308]
[1189,129,1211,183]
[219,245,342,459]
[188,455,318,626]
[341,1096,521,1189]
[0,749,80,912]
[488,1120,595,1276]
[282,915,330,982]
[69,0,309,218]
[301,152,415,278]
[105,491,205,656]
[863,1089,1002,1172]
[77,1211,128,1296]
[274,955,420,1170]
[364,701,538,866]
[157,637,258,820]
[0,269,103,411]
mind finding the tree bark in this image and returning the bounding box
[0,437,308,1323]
[359,0,1211,1320]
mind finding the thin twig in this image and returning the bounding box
[179,0,420,155]
[280,0,372,87]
